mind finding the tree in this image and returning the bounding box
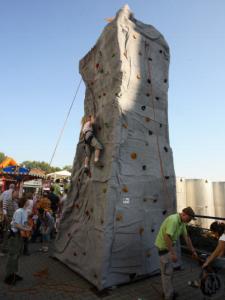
[0,152,6,164]
[62,165,72,172]
[22,160,61,174]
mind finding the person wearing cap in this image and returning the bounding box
[155,207,198,300]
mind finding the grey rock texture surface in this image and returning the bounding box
[54,5,176,290]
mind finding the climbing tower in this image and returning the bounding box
[54,5,176,290]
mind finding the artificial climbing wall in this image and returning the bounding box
[54,5,176,290]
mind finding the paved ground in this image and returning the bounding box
[0,241,224,300]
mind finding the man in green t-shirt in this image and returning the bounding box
[155,207,198,300]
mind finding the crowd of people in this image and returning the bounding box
[0,182,68,285]
[0,168,224,296]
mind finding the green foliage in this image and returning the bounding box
[0,152,6,164]
[62,165,72,172]
[22,160,61,174]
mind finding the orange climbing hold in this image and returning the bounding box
[139,227,144,235]
[130,152,137,160]
[116,213,123,221]
[122,186,128,193]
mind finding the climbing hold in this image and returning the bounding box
[146,93,150,97]
[96,63,99,69]
[100,69,104,73]
[162,210,167,215]
[138,51,142,56]
[145,142,149,146]
[116,213,123,221]
[159,50,163,54]
[123,51,128,59]
[85,210,89,216]
[155,96,159,101]
[148,57,152,61]
[159,123,162,128]
[164,146,168,152]
[133,34,137,39]
[142,165,146,170]
[147,79,151,84]
[82,252,86,256]
[205,180,208,183]
[146,251,151,257]
[137,74,141,79]
[99,51,102,56]
[164,79,168,83]
[103,92,106,96]
[141,105,146,111]
[139,227,144,235]
[165,176,170,179]
[148,130,153,135]
[73,252,77,256]
[151,229,155,232]
[145,117,150,122]
[68,233,71,237]
[143,198,147,202]
[111,53,115,57]
[122,123,128,128]
[91,81,94,85]
[94,274,98,278]
[180,179,183,182]
[122,186,128,193]
[98,95,101,99]
[101,219,104,225]
[130,152,137,160]
[75,203,80,209]
[153,198,157,203]
[102,188,107,193]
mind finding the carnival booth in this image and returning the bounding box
[0,158,45,192]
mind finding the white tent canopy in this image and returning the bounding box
[47,170,71,180]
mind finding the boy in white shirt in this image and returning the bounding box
[4,196,31,285]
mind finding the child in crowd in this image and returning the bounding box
[81,115,103,173]
[38,208,54,252]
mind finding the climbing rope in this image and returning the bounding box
[49,78,83,166]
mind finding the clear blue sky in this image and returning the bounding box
[1,0,225,181]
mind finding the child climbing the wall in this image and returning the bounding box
[82,115,103,173]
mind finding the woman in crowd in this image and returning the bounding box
[202,221,225,269]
